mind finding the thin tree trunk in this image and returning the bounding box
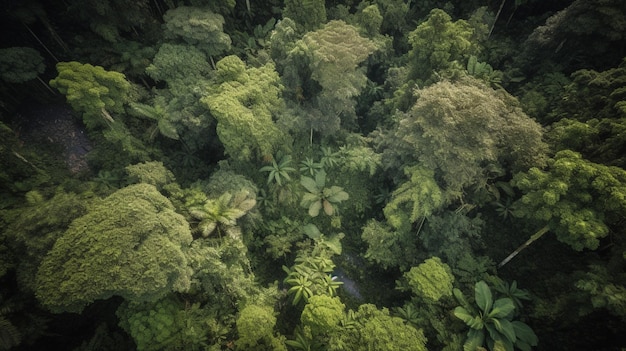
[23,22,59,62]
[36,76,57,96]
[488,0,507,39]
[498,224,550,268]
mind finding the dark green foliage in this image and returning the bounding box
[454,281,538,351]
[283,0,327,33]
[162,6,231,57]
[546,60,626,167]
[0,306,21,350]
[117,296,212,351]
[2,1,626,349]
[6,189,94,293]
[35,184,193,313]
[66,0,153,43]
[518,0,626,72]
[0,47,45,83]
[407,8,481,83]
[260,153,296,186]
[575,265,626,320]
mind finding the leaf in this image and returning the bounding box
[494,318,516,343]
[157,119,180,140]
[512,321,538,347]
[475,281,493,313]
[323,199,334,215]
[325,186,349,202]
[301,176,319,193]
[308,200,322,217]
[198,221,217,237]
[489,298,515,319]
[302,223,322,240]
[454,307,483,330]
[314,170,327,188]
[463,328,485,351]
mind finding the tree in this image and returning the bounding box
[236,304,286,350]
[285,20,378,136]
[49,61,130,130]
[201,55,289,161]
[187,190,257,239]
[361,219,417,270]
[407,8,481,83]
[0,47,50,93]
[546,59,626,167]
[117,296,216,351]
[383,165,444,231]
[300,295,345,336]
[400,257,455,302]
[6,189,94,294]
[145,43,212,94]
[329,304,428,351]
[283,0,327,33]
[162,6,231,58]
[125,161,176,190]
[517,0,626,74]
[35,183,193,313]
[499,150,626,267]
[387,77,547,202]
[66,0,153,43]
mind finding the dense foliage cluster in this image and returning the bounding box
[1,0,626,350]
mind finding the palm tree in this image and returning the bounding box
[259,153,296,186]
[188,190,256,239]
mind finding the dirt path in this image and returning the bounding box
[18,104,92,174]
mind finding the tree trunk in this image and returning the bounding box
[498,224,550,268]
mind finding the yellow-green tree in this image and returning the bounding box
[49,61,130,130]
[35,183,192,313]
[201,55,288,161]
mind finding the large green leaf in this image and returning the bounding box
[463,328,485,351]
[475,281,493,314]
[325,186,349,202]
[302,223,322,240]
[157,119,180,140]
[300,192,320,207]
[301,176,320,193]
[489,298,515,319]
[308,200,322,217]
[493,318,516,343]
[314,170,327,188]
[454,306,483,330]
[512,321,538,350]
